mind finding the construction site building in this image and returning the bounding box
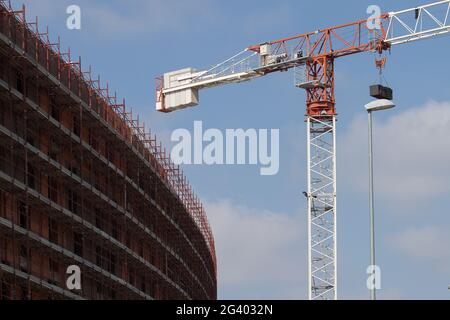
[0,2,217,300]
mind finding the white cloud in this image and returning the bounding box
[206,200,306,299]
[16,0,216,38]
[387,226,450,268]
[379,288,407,300]
[344,287,406,300]
[81,0,216,38]
[10,0,67,24]
[340,100,450,213]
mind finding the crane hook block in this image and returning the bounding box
[370,84,393,101]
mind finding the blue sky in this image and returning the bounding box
[15,0,450,299]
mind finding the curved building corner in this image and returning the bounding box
[0,2,217,300]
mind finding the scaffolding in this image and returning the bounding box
[0,1,216,300]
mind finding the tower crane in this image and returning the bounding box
[155,1,450,300]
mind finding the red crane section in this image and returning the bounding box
[247,13,391,117]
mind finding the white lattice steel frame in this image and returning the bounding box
[386,0,450,45]
[307,116,337,300]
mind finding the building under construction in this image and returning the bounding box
[0,2,216,300]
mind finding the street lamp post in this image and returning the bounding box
[365,99,396,301]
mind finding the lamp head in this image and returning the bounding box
[365,99,396,112]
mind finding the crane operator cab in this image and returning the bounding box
[259,43,289,67]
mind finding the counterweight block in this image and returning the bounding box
[370,84,393,101]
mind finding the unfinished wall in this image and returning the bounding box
[0,2,216,300]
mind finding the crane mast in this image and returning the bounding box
[155,1,450,300]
